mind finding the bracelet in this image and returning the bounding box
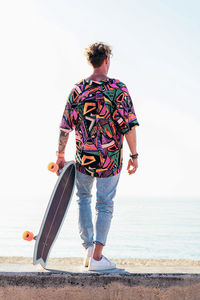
[130,153,138,159]
[56,151,65,158]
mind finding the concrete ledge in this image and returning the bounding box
[1,273,200,300]
[1,272,200,288]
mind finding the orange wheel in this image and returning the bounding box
[23,231,34,241]
[48,162,59,173]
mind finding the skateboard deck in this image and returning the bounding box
[32,161,76,268]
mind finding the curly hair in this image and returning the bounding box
[84,42,113,68]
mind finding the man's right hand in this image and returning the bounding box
[56,157,66,176]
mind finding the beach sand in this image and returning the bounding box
[1,256,200,266]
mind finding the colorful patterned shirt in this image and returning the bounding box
[60,78,139,177]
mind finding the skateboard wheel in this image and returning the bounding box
[23,231,34,241]
[48,162,59,173]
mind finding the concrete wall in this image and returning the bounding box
[1,273,200,300]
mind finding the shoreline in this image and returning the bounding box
[1,256,200,266]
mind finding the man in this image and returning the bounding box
[56,42,139,271]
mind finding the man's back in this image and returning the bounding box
[60,77,139,177]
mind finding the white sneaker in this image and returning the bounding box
[88,255,116,271]
[83,245,94,267]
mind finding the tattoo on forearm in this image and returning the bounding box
[58,130,69,153]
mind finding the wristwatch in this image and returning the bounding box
[130,153,138,159]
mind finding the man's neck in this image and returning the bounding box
[87,70,108,81]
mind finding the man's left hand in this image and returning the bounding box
[127,158,138,175]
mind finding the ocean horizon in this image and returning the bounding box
[1,196,200,260]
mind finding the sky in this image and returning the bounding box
[0,0,200,205]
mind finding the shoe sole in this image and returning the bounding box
[88,265,116,271]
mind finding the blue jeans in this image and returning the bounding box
[76,170,120,249]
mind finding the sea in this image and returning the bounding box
[1,196,200,260]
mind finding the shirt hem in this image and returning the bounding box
[75,162,122,178]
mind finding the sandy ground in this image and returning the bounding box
[1,256,200,266]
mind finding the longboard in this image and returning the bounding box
[23,160,76,268]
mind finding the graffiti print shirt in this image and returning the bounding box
[60,78,139,177]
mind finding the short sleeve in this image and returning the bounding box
[60,90,79,132]
[112,84,139,135]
